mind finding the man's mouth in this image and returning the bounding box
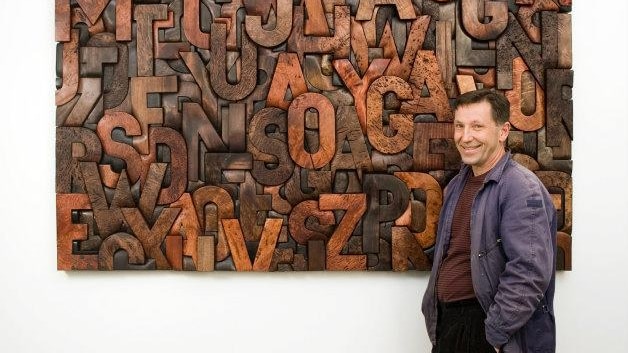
[460,145,481,152]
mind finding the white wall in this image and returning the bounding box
[0,1,626,352]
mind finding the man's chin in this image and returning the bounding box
[460,156,477,166]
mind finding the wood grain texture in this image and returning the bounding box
[96,111,143,183]
[304,0,330,36]
[516,1,559,43]
[330,105,373,175]
[245,0,292,47]
[56,127,103,193]
[497,13,545,89]
[62,78,102,126]
[545,69,573,148]
[210,22,257,101]
[181,102,227,182]
[541,11,559,70]
[145,127,188,205]
[213,0,243,51]
[535,171,572,234]
[334,58,390,133]
[134,4,168,77]
[85,33,129,109]
[222,218,283,271]
[237,172,272,241]
[264,185,293,215]
[319,194,367,271]
[461,0,508,41]
[457,67,496,89]
[55,0,71,42]
[392,226,430,271]
[182,0,211,49]
[456,75,477,94]
[288,93,336,169]
[412,123,457,171]
[393,172,443,249]
[154,10,191,59]
[382,16,430,81]
[56,30,79,106]
[168,193,202,265]
[98,232,145,270]
[56,0,573,271]
[303,54,337,92]
[362,174,409,253]
[557,13,572,69]
[166,235,184,270]
[371,150,413,172]
[121,207,181,270]
[75,0,109,25]
[266,53,309,110]
[366,76,414,154]
[72,6,106,37]
[350,18,370,76]
[130,76,177,155]
[196,235,215,271]
[193,186,235,262]
[455,7,495,67]
[307,240,326,271]
[115,0,132,41]
[557,231,572,271]
[57,193,99,270]
[80,162,134,237]
[249,107,294,186]
[287,5,350,62]
[180,52,219,122]
[401,51,453,122]
[355,0,417,21]
[288,200,335,244]
[505,57,545,131]
[436,19,455,96]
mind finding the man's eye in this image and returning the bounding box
[454,124,464,129]
[472,124,483,130]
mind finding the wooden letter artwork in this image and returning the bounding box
[55,0,573,271]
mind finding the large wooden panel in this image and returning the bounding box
[56,0,573,271]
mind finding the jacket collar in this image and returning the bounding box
[459,149,512,184]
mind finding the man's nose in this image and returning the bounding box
[460,127,473,142]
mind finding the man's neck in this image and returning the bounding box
[471,148,506,176]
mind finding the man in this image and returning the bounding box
[421,89,557,353]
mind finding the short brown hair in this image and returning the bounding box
[454,89,510,125]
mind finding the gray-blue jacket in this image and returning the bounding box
[422,152,557,353]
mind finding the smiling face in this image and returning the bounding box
[454,101,510,176]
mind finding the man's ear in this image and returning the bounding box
[499,122,510,143]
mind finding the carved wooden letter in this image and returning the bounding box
[245,0,293,47]
[366,76,414,154]
[319,194,367,271]
[288,93,336,169]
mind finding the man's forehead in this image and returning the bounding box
[454,109,492,119]
[453,116,490,124]
[454,105,497,126]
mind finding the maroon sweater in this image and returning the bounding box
[436,172,486,303]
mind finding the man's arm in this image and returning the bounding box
[484,171,556,347]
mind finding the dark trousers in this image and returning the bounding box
[432,298,496,353]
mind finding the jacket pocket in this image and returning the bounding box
[478,237,502,258]
[522,305,556,353]
[476,238,505,298]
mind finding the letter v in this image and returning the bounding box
[222,218,283,271]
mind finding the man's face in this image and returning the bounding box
[453,101,510,175]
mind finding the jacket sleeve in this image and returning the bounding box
[484,170,556,347]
